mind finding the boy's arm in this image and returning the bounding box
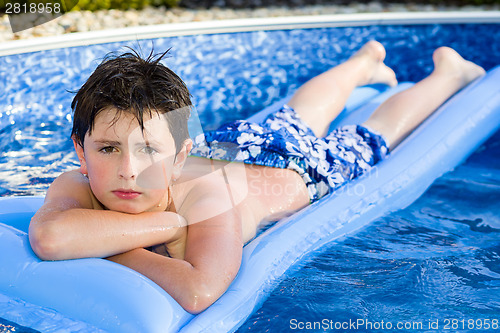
[107,193,244,314]
[29,170,186,260]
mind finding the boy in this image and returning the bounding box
[29,41,484,314]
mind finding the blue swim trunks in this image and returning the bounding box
[189,105,388,202]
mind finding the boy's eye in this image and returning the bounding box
[140,146,158,155]
[99,146,117,154]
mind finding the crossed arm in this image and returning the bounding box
[29,170,243,313]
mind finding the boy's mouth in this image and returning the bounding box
[112,189,142,200]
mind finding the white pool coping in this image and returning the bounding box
[0,11,499,56]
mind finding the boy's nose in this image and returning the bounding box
[118,153,138,180]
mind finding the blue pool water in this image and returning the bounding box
[238,130,500,332]
[1,22,500,331]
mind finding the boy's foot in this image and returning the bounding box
[351,40,398,87]
[432,47,485,89]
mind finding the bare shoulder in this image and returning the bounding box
[174,156,259,236]
[176,171,236,226]
[42,170,99,210]
[177,169,244,280]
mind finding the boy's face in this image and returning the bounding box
[74,108,186,214]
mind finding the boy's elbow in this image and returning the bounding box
[179,283,220,314]
[29,220,68,261]
[181,295,214,315]
[178,262,240,314]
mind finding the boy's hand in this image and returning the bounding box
[151,220,187,260]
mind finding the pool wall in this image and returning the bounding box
[1,12,500,57]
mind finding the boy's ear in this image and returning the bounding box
[72,135,88,176]
[172,139,193,181]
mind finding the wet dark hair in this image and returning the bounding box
[71,48,192,153]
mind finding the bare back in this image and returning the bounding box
[172,156,310,242]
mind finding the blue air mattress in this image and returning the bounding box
[1,66,500,333]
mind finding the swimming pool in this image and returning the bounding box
[238,128,500,332]
[1,12,500,332]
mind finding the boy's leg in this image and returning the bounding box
[363,47,485,149]
[287,40,397,138]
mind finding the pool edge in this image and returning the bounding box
[1,11,499,56]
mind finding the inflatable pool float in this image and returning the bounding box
[1,63,500,332]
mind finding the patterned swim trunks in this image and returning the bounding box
[189,105,388,202]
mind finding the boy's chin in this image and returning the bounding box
[104,203,147,215]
